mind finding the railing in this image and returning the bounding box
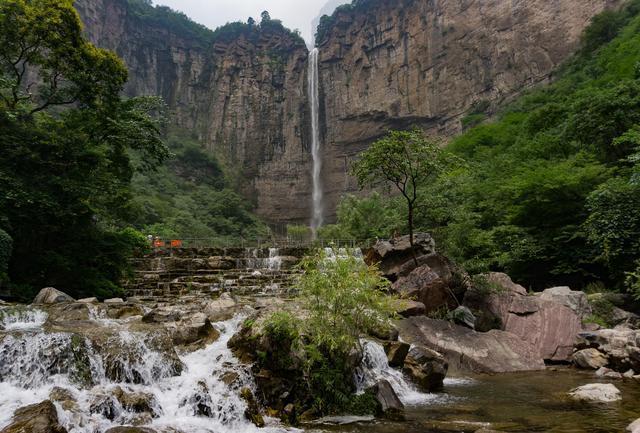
[148,237,384,250]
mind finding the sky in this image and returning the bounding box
[154,0,348,44]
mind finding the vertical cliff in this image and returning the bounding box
[75,0,622,225]
[74,0,312,223]
[315,0,623,218]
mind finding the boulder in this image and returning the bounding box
[112,386,159,416]
[369,379,404,417]
[393,299,426,318]
[572,348,608,370]
[241,387,265,427]
[142,308,181,323]
[168,313,220,349]
[628,419,640,433]
[576,327,640,372]
[568,383,621,403]
[403,346,448,391]
[365,233,436,280]
[384,341,410,367]
[204,292,238,321]
[104,298,124,304]
[397,316,545,373]
[464,274,582,362]
[182,381,213,417]
[32,287,74,304]
[448,306,476,329]
[77,297,98,304]
[539,286,592,319]
[392,263,455,313]
[0,400,67,433]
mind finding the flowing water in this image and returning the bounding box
[308,47,324,237]
[1,305,639,432]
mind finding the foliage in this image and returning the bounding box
[297,248,394,354]
[329,193,404,240]
[626,261,640,300]
[352,128,460,252]
[0,0,167,299]
[129,131,269,241]
[286,225,312,242]
[0,229,12,283]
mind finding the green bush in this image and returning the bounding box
[0,228,12,283]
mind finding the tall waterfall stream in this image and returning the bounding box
[308,47,324,237]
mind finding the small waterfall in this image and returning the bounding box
[308,47,324,238]
[355,340,435,406]
[0,307,47,331]
[243,248,282,271]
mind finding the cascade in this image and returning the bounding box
[308,48,324,238]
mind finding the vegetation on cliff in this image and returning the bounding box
[329,0,640,293]
[0,0,167,299]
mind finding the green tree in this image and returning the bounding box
[352,128,459,261]
[0,0,168,298]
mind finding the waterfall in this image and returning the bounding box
[308,47,324,238]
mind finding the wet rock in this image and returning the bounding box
[393,299,426,318]
[397,316,545,373]
[168,313,220,349]
[568,383,621,402]
[539,286,592,320]
[182,381,213,417]
[365,233,436,280]
[220,371,240,386]
[113,386,159,416]
[104,298,124,304]
[314,415,375,425]
[448,306,476,330]
[572,348,608,370]
[207,256,236,270]
[106,304,145,319]
[0,400,67,433]
[241,387,265,427]
[89,394,119,420]
[628,418,640,433]
[384,341,410,367]
[142,308,181,323]
[464,274,582,362]
[623,369,636,378]
[204,293,238,322]
[403,346,448,391]
[49,387,77,411]
[33,287,74,304]
[369,379,404,418]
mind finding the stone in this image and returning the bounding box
[464,275,582,362]
[182,381,213,417]
[402,346,448,391]
[104,298,124,304]
[623,369,636,378]
[32,287,74,304]
[112,386,158,416]
[205,292,238,322]
[568,383,621,403]
[577,327,640,372]
[448,306,476,329]
[539,286,592,319]
[365,233,436,280]
[384,341,410,367]
[628,418,640,433]
[105,304,145,319]
[392,264,455,313]
[0,400,67,433]
[572,348,608,370]
[142,308,181,323]
[241,387,265,427]
[393,299,426,318]
[90,394,118,420]
[168,313,220,349]
[369,379,404,417]
[397,316,545,373]
[77,297,98,304]
[220,371,240,386]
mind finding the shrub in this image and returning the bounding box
[0,228,12,283]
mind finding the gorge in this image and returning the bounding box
[72,0,623,226]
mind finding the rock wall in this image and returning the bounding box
[74,0,621,224]
[316,0,623,216]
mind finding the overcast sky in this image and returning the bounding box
[154,0,347,44]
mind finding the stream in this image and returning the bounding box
[0,304,638,433]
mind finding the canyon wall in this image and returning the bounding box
[74,0,622,225]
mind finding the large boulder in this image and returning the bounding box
[568,383,621,403]
[392,299,426,318]
[463,273,582,362]
[572,348,608,370]
[397,316,545,373]
[402,346,448,391]
[167,313,220,349]
[576,327,640,373]
[539,286,592,320]
[384,341,410,367]
[32,287,74,304]
[0,400,67,433]
[365,233,436,280]
[369,379,403,417]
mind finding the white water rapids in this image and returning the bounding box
[308,47,324,238]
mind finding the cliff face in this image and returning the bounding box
[75,0,621,225]
[74,0,312,223]
[315,0,622,217]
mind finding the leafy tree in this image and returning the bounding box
[0,0,168,298]
[0,229,12,284]
[352,128,459,261]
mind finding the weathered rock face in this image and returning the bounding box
[74,0,311,223]
[0,400,67,433]
[397,316,545,373]
[74,0,620,224]
[576,327,640,373]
